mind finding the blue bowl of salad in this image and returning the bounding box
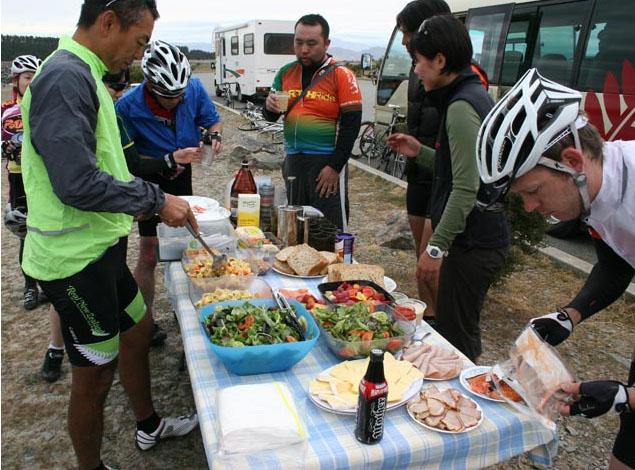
[200,298,320,375]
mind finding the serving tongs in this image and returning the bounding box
[272,288,305,341]
[185,219,227,270]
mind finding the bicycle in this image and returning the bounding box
[257,121,284,145]
[220,83,235,109]
[358,104,407,179]
[237,102,269,131]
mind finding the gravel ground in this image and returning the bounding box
[1,77,633,470]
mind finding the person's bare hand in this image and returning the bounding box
[158,194,198,231]
[386,133,422,158]
[315,166,340,198]
[416,251,443,283]
[173,146,202,164]
[265,93,281,114]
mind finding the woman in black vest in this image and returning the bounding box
[387,14,509,361]
[396,0,450,328]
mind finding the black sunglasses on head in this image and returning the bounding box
[106,81,128,92]
[103,0,156,11]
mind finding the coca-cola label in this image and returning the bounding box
[359,378,388,399]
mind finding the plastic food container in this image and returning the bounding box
[157,214,236,260]
[317,280,395,306]
[199,299,320,375]
[189,276,274,310]
[310,303,415,360]
[395,298,427,327]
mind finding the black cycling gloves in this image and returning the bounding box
[570,381,631,418]
[530,308,573,346]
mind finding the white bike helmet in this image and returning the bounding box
[142,40,191,98]
[4,204,27,240]
[11,55,42,76]
[476,68,591,216]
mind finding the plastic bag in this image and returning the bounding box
[212,382,310,468]
[492,325,576,431]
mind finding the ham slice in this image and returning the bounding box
[442,410,464,432]
[426,398,446,416]
[411,385,481,433]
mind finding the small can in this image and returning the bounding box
[335,232,355,263]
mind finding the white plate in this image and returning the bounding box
[407,386,484,434]
[459,366,506,403]
[319,275,396,293]
[179,196,224,222]
[272,267,326,279]
[308,362,423,415]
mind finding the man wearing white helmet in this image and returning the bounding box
[116,39,222,346]
[476,68,634,470]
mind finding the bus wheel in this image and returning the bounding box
[215,81,222,97]
[236,85,244,103]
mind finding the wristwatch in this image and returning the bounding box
[425,244,447,259]
[164,152,176,169]
[205,131,222,143]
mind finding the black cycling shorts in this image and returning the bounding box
[38,239,146,367]
[139,164,193,237]
[613,353,635,467]
[406,181,432,217]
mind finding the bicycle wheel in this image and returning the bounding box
[390,152,407,180]
[358,121,375,158]
[379,148,393,174]
[370,145,387,170]
[238,121,259,131]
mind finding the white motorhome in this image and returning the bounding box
[213,19,296,101]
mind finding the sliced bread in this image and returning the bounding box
[276,245,296,263]
[287,244,328,276]
[327,263,385,288]
[273,259,295,275]
[319,251,341,265]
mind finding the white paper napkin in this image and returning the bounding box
[217,382,308,455]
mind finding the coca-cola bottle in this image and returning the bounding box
[355,349,388,444]
[229,159,257,225]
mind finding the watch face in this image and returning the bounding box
[430,248,440,257]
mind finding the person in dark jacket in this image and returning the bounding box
[387,14,509,361]
[395,0,451,327]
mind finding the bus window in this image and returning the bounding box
[264,33,294,55]
[231,36,239,55]
[530,1,590,86]
[377,28,411,106]
[500,16,533,85]
[577,0,635,92]
[465,4,513,83]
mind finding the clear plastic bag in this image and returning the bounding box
[211,382,310,468]
[492,325,576,431]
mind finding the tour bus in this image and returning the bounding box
[213,20,296,101]
[372,0,635,142]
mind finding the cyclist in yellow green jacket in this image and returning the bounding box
[21,1,199,469]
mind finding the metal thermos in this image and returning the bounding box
[277,205,303,247]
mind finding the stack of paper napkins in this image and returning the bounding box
[217,382,309,455]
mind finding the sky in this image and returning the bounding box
[1,0,401,50]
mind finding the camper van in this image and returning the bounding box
[372,0,634,142]
[213,20,296,101]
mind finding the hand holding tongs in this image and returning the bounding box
[185,219,227,270]
[272,288,305,341]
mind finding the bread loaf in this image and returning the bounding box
[276,246,296,263]
[287,244,328,276]
[327,263,385,288]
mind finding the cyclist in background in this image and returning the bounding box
[476,68,634,470]
[263,14,362,230]
[395,0,451,328]
[2,55,48,310]
[386,15,509,362]
[115,40,222,346]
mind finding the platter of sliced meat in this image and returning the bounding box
[460,366,524,403]
[407,384,483,433]
[399,343,465,380]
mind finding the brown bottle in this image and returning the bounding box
[230,160,257,225]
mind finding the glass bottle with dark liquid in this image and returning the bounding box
[355,349,388,444]
[229,159,257,225]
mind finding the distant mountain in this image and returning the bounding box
[329,46,385,62]
[183,42,214,53]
